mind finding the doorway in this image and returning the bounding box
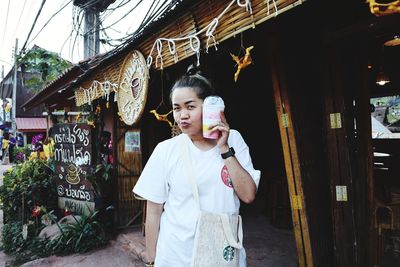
[199,33,298,266]
[368,27,400,267]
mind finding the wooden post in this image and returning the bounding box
[269,38,313,267]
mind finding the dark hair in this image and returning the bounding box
[169,64,215,102]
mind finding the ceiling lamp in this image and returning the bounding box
[384,35,400,46]
[376,70,391,86]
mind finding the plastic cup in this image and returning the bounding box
[202,96,225,139]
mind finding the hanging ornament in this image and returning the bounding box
[230,45,254,82]
[367,0,400,17]
[87,120,96,128]
[150,109,173,127]
[75,113,81,122]
[150,69,174,128]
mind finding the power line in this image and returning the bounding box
[97,0,145,33]
[13,0,27,37]
[139,0,160,29]
[21,0,47,53]
[0,0,12,54]
[100,0,172,45]
[98,0,175,48]
[26,0,73,50]
[0,58,12,66]
[70,12,85,61]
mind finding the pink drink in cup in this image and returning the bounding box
[202,96,225,139]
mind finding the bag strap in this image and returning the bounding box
[220,214,243,249]
[180,136,244,249]
[179,136,201,210]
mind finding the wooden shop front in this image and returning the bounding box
[23,0,400,266]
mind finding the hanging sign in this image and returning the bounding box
[125,130,141,152]
[53,123,95,214]
[117,50,149,125]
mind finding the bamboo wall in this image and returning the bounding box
[138,0,304,70]
[115,118,144,227]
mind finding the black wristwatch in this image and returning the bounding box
[221,147,235,159]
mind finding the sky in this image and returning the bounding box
[0,0,167,78]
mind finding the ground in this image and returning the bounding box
[0,162,298,267]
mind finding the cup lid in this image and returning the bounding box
[204,95,224,106]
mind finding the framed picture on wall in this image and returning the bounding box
[125,130,140,152]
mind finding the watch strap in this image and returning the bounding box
[221,147,235,159]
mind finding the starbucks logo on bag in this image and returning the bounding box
[223,246,235,261]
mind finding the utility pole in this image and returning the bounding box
[12,38,18,132]
[73,0,115,59]
[83,9,100,59]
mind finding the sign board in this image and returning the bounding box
[125,130,140,152]
[117,50,149,125]
[53,123,95,214]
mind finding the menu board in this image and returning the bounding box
[52,123,95,214]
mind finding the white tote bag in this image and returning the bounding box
[180,138,244,267]
[191,211,243,267]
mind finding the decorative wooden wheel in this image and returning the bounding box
[117,50,149,126]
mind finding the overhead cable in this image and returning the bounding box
[21,0,47,53]
[0,0,12,54]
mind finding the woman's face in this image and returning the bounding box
[172,87,203,138]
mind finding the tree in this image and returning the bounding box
[17,46,71,93]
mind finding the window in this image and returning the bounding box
[371,95,400,138]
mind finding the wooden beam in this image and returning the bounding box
[269,36,313,267]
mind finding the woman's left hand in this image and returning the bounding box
[216,111,230,149]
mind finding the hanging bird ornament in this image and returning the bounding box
[230,46,254,82]
[150,109,173,127]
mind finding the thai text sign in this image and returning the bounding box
[53,123,95,213]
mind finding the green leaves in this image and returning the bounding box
[17,46,71,93]
[46,211,107,255]
[85,163,113,198]
[0,159,57,223]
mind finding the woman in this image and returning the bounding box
[133,66,260,267]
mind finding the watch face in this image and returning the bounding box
[117,50,149,125]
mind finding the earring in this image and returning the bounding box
[171,120,182,137]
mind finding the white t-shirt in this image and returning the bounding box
[133,130,261,267]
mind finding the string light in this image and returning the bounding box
[79,80,118,106]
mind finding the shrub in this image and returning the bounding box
[46,211,107,255]
[0,159,57,224]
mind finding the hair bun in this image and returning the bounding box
[186,64,201,76]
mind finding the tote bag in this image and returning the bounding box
[191,211,243,267]
[179,137,244,267]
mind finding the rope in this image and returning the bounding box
[146,0,256,69]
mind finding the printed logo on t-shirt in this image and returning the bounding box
[221,165,233,188]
